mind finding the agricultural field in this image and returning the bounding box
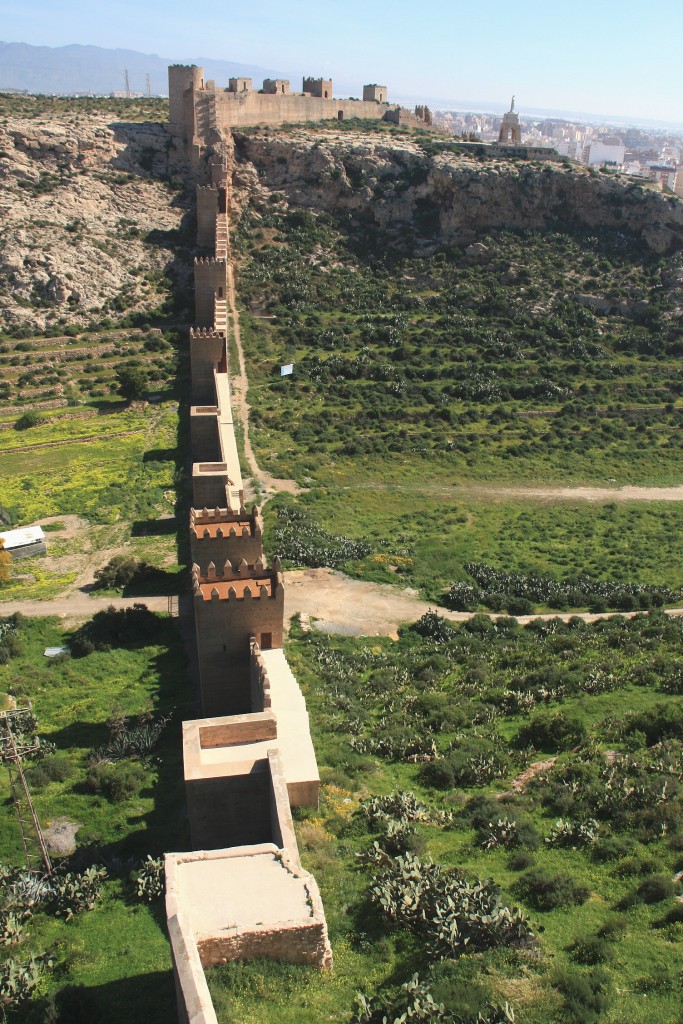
[208,611,683,1024]
[0,324,187,601]
[0,611,192,1023]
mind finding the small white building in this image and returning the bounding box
[0,526,46,560]
[585,141,626,167]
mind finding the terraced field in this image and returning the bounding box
[0,325,186,600]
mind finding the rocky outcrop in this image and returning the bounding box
[0,116,190,332]
[232,129,683,255]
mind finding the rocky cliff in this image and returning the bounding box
[232,129,683,255]
[0,115,189,332]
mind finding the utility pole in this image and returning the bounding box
[124,68,131,98]
[0,708,52,877]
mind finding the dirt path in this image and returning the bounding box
[4,567,683,635]
[284,568,683,637]
[226,263,300,499]
[453,483,683,503]
[0,594,169,620]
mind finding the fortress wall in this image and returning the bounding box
[212,92,393,129]
[197,185,219,247]
[191,464,230,509]
[190,330,225,405]
[193,580,284,717]
[190,409,221,462]
[194,258,227,328]
[166,110,330,1023]
[190,529,264,577]
[186,766,272,849]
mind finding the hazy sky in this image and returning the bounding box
[1,0,681,121]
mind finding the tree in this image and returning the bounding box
[116,365,147,402]
[0,539,11,585]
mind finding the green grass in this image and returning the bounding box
[208,613,683,1023]
[235,204,683,489]
[264,488,683,603]
[0,613,193,1023]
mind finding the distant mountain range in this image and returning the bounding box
[0,41,294,96]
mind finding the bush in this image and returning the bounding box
[636,875,675,904]
[551,966,611,1024]
[518,868,590,910]
[592,835,635,862]
[569,935,614,965]
[0,954,52,1007]
[69,604,162,655]
[93,555,153,590]
[369,851,532,959]
[14,410,42,430]
[508,852,535,871]
[85,760,146,803]
[516,709,587,752]
[133,855,164,901]
[27,755,73,788]
[52,866,107,920]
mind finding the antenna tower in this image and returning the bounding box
[0,708,52,876]
[146,73,151,97]
[124,68,131,98]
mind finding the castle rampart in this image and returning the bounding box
[165,102,329,1024]
[167,65,432,157]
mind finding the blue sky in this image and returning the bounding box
[1,0,681,121]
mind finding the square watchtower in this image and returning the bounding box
[363,84,388,103]
[303,77,332,99]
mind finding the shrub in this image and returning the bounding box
[546,818,599,848]
[52,866,107,920]
[69,604,162,655]
[93,555,153,590]
[27,755,73,788]
[14,410,42,430]
[636,875,675,904]
[0,953,52,1007]
[351,974,515,1024]
[369,851,532,959]
[569,935,614,965]
[516,709,587,752]
[508,852,535,871]
[133,855,164,901]
[85,760,146,803]
[116,364,147,401]
[551,966,611,1024]
[592,835,635,862]
[518,868,590,910]
[410,610,458,644]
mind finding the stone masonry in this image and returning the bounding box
[165,94,329,1024]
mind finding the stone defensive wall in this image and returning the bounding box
[169,64,432,160]
[165,139,330,1023]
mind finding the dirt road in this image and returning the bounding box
[3,568,682,635]
[226,263,300,498]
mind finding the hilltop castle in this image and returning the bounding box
[169,64,432,160]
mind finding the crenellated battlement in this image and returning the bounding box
[192,553,280,582]
[191,558,282,599]
[190,327,225,339]
[190,504,263,538]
